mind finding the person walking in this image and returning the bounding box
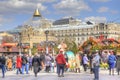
[116,55,120,75]
[21,54,28,74]
[7,57,12,71]
[55,50,66,77]
[45,53,52,72]
[92,51,100,80]
[32,53,43,77]
[0,54,6,78]
[16,55,22,74]
[83,54,89,72]
[28,56,33,71]
[75,52,81,73]
[108,51,116,75]
[89,52,94,74]
[12,55,16,70]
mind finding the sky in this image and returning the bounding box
[0,0,120,31]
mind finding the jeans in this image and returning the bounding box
[0,64,5,78]
[16,68,22,74]
[83,64,88,71]
[22,63,29,74]
[93,66,99,80]
[12,63,16,70]
[57,64,65,75]
[51,66,54,72]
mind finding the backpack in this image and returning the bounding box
[22,57,27,64]
[50,57,54,63]
[108,55,116,64]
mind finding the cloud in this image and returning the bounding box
[53,0,91,16]
[84,16,107,23]
[18,0,56,3]
[97,6,119,14]
[110,10,119,14]
[91,0,110,2]
[98,7,109,13]
[39,0,57,3]
[0,0,47,15]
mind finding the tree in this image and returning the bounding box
[31,46,38,55]
[70,41,79,54]
[63,38,79,54]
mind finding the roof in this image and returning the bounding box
[0,32,13,37]
[0,47,6,52]
[0,46,19,53]
[33,8,41,17]
[2,43,17,47]
[53,17,74,25]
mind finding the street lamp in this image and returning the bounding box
[44,30,49,54]
[18,32,22,55]
[28,34,32,56]
[50,41,56,55]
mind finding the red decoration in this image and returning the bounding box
[99,34,104,41]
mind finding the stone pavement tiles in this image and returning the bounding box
[0,70,120,80]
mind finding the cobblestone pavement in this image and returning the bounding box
[0,69,120,80]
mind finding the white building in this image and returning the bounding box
[48,17,120,46]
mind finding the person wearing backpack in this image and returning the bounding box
[21,54,28,74]
[108,51,116,75]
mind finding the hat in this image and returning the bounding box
[109,51,113,54]
[59,50,63,53]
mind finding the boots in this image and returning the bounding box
[75,69,77,73]
[78,68,80,73]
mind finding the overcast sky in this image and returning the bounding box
[0,0,119,31]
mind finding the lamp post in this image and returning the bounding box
[44,30,49,54]
[50,41,56,55]
[28,34,32,56]
[18,32,22,55]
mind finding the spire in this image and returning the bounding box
[33,8,41,17]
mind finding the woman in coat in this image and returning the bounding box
[108,51,116,75]
[16,55,22,74]
[7,57,12,71]
[32,53,43,77]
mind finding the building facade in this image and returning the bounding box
[49,17,120,46]
[19,9,56,49]
[14,9,120,48]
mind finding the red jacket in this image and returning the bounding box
[16,56,22,68]
[56,53,66,64]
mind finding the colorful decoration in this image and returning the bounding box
[66,51,75,69]
[79,37,120,54]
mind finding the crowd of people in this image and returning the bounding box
[0,49,120,80]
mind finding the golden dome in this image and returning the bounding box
[33,8,41,17]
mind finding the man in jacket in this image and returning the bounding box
[21,54,28,74]
[32,53,44,77]
[0,54,6,78]
[56,50,66,77]
[92,51,100,80]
